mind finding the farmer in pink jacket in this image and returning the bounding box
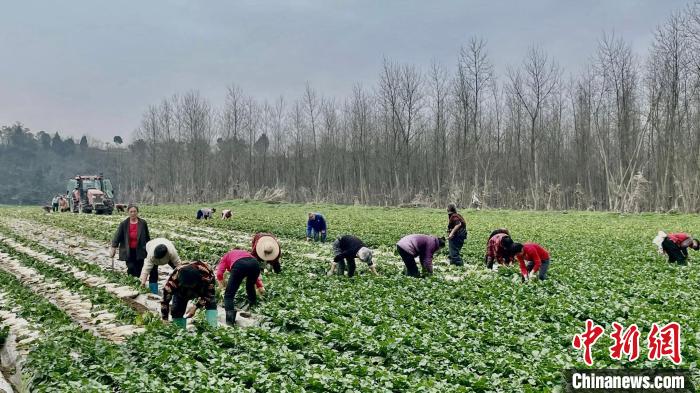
[396,234,446,277]
[216,249,265,326]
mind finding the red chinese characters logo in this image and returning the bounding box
[647,322,682,364]
[573,321,682,366]
[572,319,605,366]
[609,322,640,362]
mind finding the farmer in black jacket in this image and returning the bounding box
[330,235,377,277]
[110,204,152,279]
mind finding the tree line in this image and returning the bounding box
[4,3,700,212]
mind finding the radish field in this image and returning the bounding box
[0,201,698,392]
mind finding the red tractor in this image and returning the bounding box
[66,174,115,214]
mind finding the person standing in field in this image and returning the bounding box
[161,261,218,329]
[330,235,378,277]
[251,233,282,273]
[110,205,151,279]
[396,234,446,277]
[446,204,467,266]
[306,212,327,242]
[216,249,265,326]
[654,231,699,265]
[485,228,515,270]
[140,238,182,294]
[510,242,551,282]
[51,195,59,212]
[72,186,80,213]
[196,207,216,220]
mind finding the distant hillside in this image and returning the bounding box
[0,123,120,205]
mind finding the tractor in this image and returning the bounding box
[66,174,115,214]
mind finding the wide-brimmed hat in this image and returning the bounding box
[255,236,280,262]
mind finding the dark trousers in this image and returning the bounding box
[397,245,420,277]
[336,257,357,277]
[662,238,688,265]
[311,230,327,242]
[448,230,467,266]
[224,258,260,313]
[525,260,551,280]
[52,203,59,212]
[126,248,157,283]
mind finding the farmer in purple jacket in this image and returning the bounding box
[396,234,446,277]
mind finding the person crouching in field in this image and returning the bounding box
[221,209,233,219]
[251,233,281,273]
[216,249,265,326]
[396,234,446,277]
[196,207,216,220]
[330,235,378,277]
[654,231,699,265]
[161,261,218,329]
[510,242,550,282]
[141,238,182,294]
[485,228,515,270]
[306,212,327,242]
[446,204,467,266]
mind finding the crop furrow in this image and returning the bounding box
[0,249,144,343]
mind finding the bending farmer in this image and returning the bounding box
[161,261,218,328]
[655,231,699,265]
[306,212,327,242]
[330,235,377,277]
[485,228,514,270]
[252,233,281,273]
[141,238,182,294]
[396,234,445,277]
[216,249,265,326]
[511,242,551,282]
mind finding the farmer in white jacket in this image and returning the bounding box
[141,238,182,294]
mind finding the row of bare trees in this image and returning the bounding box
[110,3,700,212]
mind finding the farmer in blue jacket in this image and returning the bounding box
[306,212,327,242]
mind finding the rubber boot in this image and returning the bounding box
[172,318,186,329]
[149,283,159,295]
[225,310,237,326]
[205,310,218,328]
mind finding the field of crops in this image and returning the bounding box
[0,201,698,392]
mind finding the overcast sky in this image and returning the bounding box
[0,0,689,142]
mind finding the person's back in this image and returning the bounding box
[522,243,549,261]
[397,234,432,256]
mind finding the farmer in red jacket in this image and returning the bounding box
[659,232,699,265]
[511,242,551,282]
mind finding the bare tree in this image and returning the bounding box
[507,46,561,209]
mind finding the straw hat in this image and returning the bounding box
[255,236,280,261]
